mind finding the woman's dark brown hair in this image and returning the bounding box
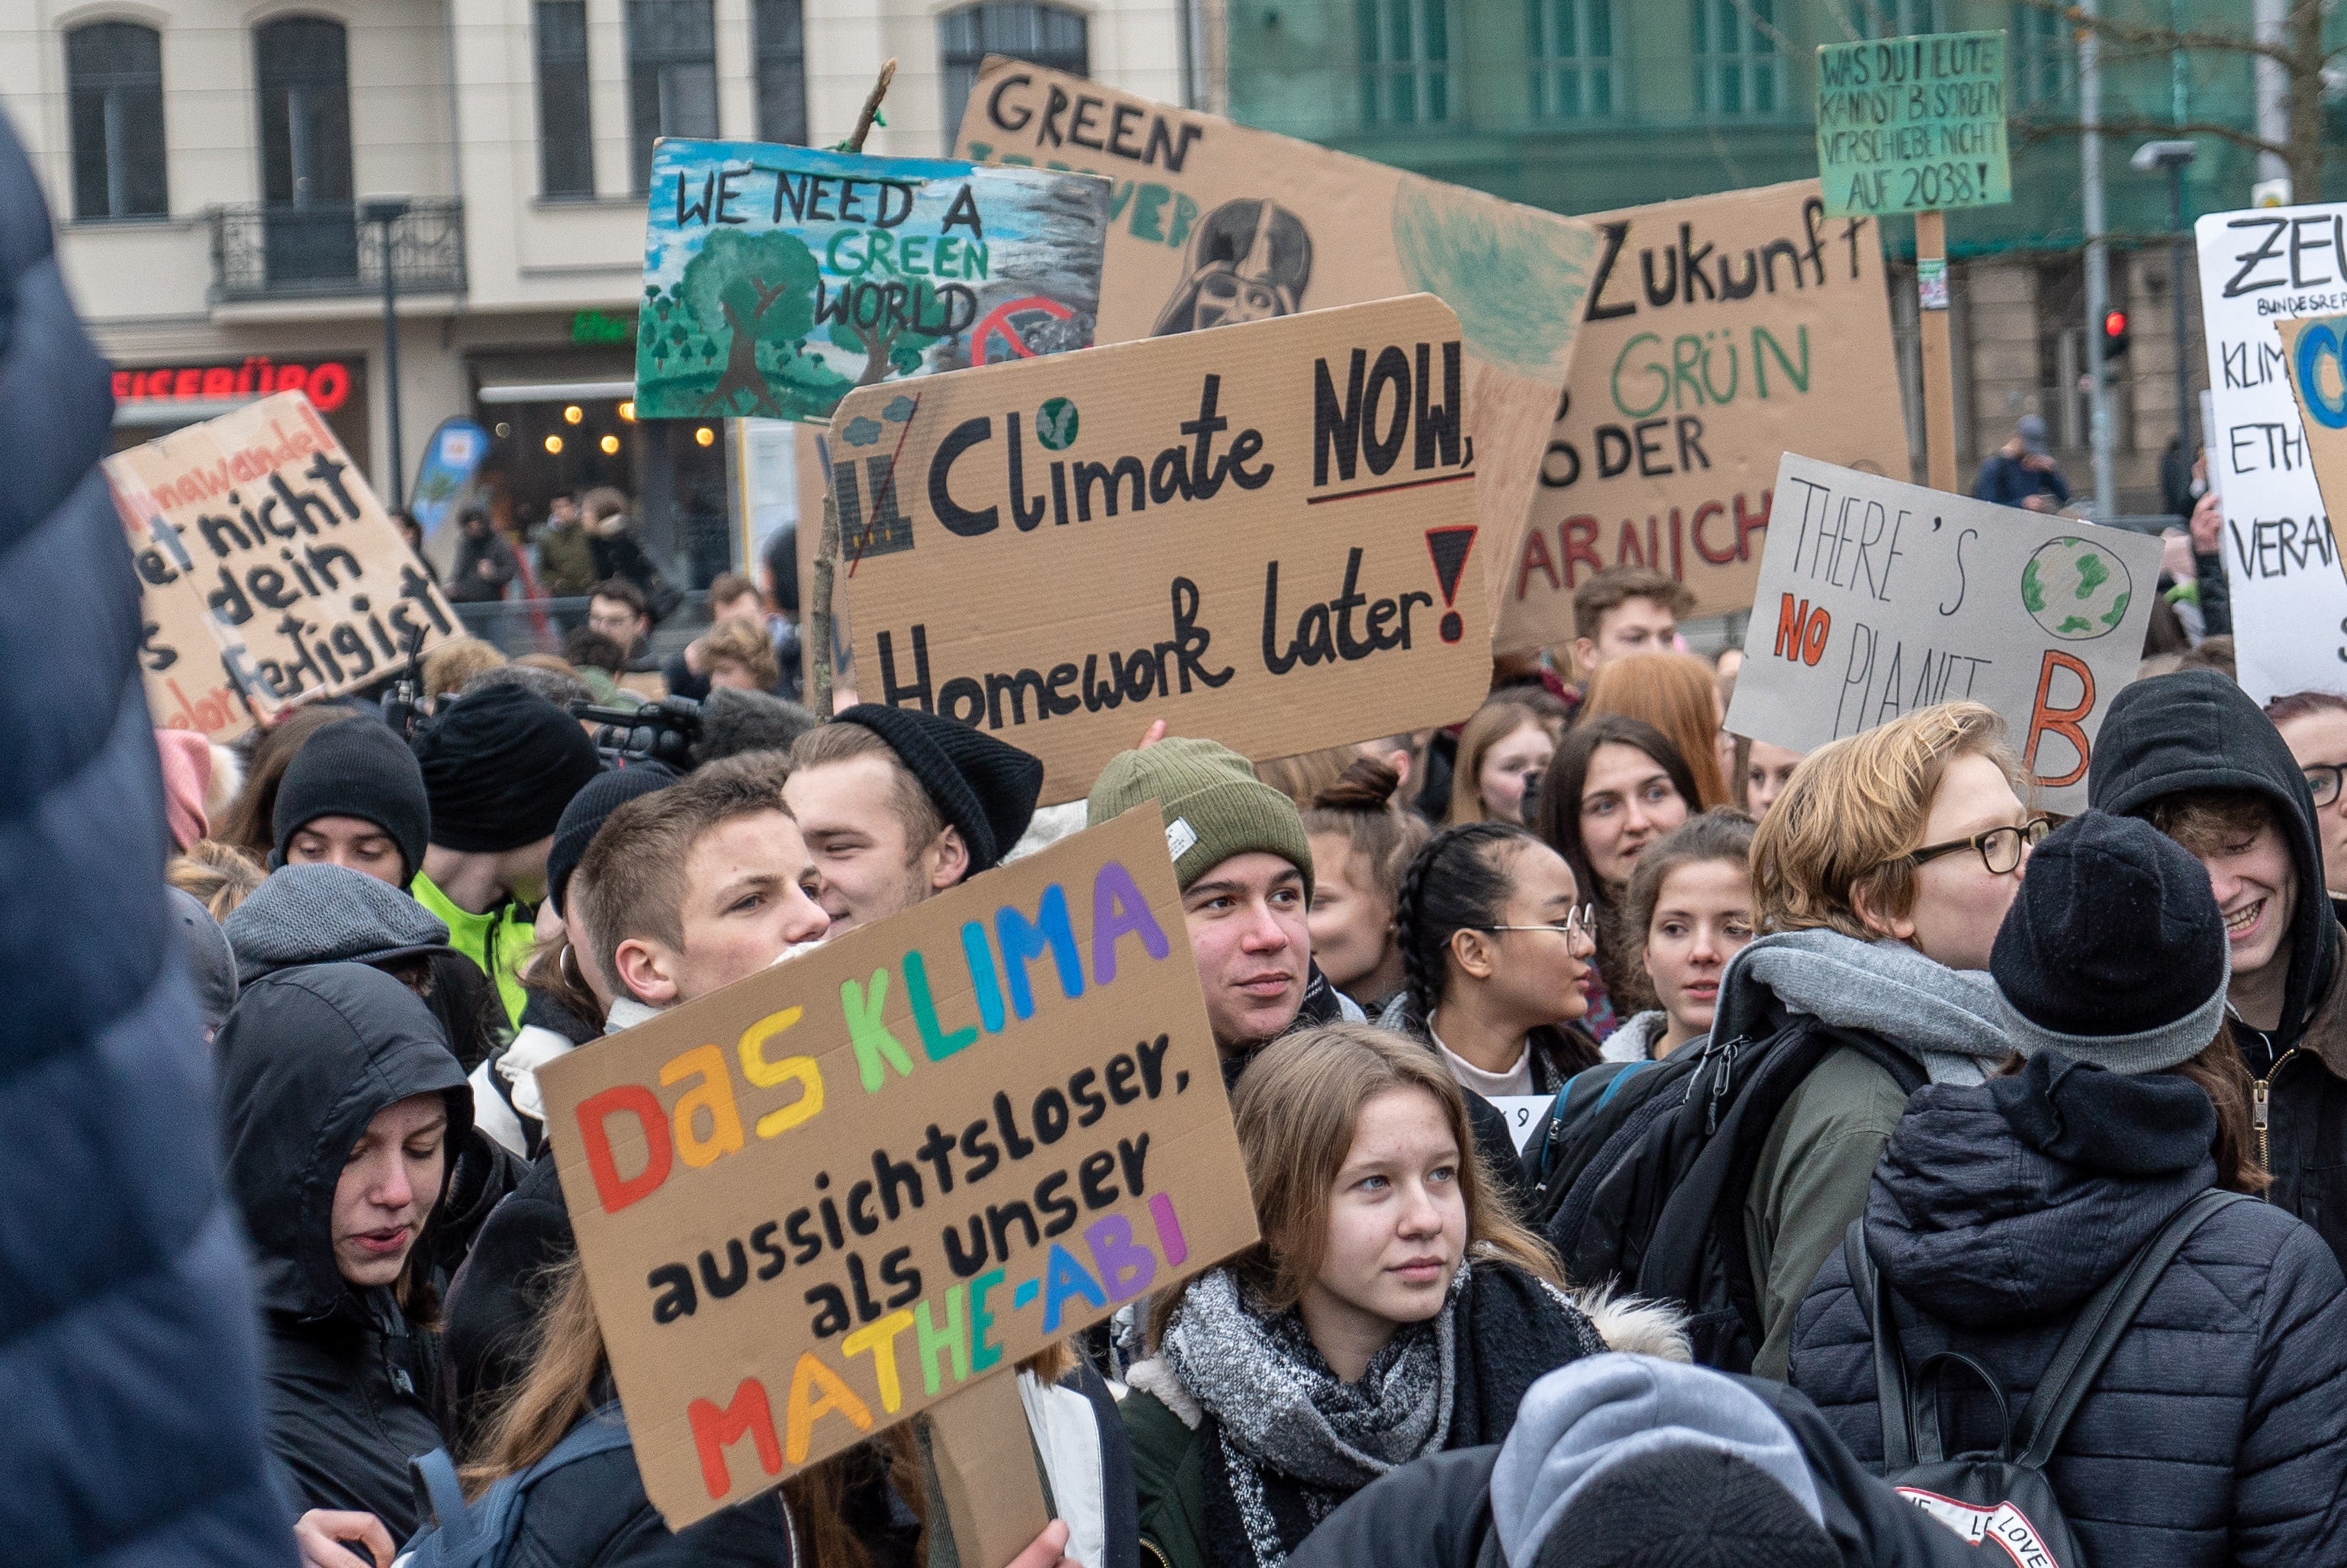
[1300,757,1431,932]
[212,704,359,859]
[1533,716,1701,1013]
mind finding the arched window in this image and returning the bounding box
[938,3,1088,152]
[255,18,355,282]
[66,21,167,220]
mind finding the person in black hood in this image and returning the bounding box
[215,961,473,1549]
[1789,813,2347,1568]
[2088,668,2347,1268]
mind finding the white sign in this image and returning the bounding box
[1726,454,2162,812]
[1490,1094,1553,1152]
[2194,205,2347,701]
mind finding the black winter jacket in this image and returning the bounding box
[216,963,475,1534]
[1788,1053,2347,1568]
[444,1150,575,1449]
[0,113,291,1563]
[1286,1375,1975,1568]
[2089,667,2347,1270]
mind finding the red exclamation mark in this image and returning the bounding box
[1425,526,1477,644]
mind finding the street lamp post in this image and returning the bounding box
[362,196,413,510]
[2130,140,2200,472]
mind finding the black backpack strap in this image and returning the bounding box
[1843,1217,1916,1471]
[2012,1189,2250,1467]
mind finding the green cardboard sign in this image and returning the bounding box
[1816,31,2011,220]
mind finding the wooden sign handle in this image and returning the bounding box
[1915,209,1959,494]
[921,1372,1053,1568]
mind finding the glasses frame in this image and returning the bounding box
[1478,905,1600,942]
[2304,764,2345,809]
[1905,816,2052,875]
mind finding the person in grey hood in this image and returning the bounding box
[1789,812,2347,1568]
[2088,667,2347,1270]
[1730,702,2042,1379]
[214,962,473,1551]
[1288,1354,1974,1568]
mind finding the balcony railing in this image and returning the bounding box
[208,199,465,304]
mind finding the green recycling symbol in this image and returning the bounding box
[1036,398,1080,451]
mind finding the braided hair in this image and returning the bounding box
[1393,819,1540,1029]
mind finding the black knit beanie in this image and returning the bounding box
[412,685,604,855]
[547,763,676,916]
[1541,1447,1840,1568]
[1991,810,2229,1074]
[270,716,431,883]
[834,705,1044,874]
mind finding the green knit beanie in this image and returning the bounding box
[1087,738,1315,899]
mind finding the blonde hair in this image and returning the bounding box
[1582,652,1731,810]
[1148,1023,1563,1346]
[703,616,781,691]
[1750,701,2023,939]
[1449,699,1552,826]
[166,838,266,919]
[423,636,509,701]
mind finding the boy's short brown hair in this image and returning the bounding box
[573,766,797,997]
[787,721,945,852]
[1752,701,2023,939]
[707,571,758,609]
[1572,565,1695,643]
[2144,787,2274,859]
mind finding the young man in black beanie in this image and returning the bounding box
[782,705,1043,932]
[272,716,431,888]
[2089,666,2347,1270]
[410,684,602,1027]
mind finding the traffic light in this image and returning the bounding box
[2101,308,2131,378]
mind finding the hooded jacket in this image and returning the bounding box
[1286,1358,1974,1568]
[1703,930,2011,1380]
[1788,1055,2347,1568]
[216,963,473,1534]
[0,110,288,1563]
[2088,668,2347,1266]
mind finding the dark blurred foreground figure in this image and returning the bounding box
[0,113,291,1563]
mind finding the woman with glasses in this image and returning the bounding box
[2265,690,2347,914]
[1388,821,1603,1188]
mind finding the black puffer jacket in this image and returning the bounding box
[1789,1053,2347,1568]
[216,962,473,1534]
[2090,668,2347,1269]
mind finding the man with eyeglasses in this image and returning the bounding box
[2091,670,2347,1271]
[2266,691,2347,922]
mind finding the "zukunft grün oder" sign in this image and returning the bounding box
[1816,31,2011,221]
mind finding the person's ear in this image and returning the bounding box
[1448,926,1497,982]
[1385,749,1413,791]
[1570,637,1599,680]
[1847,881,1917,945]
[928,824,971,890]
[611,937,681,1007]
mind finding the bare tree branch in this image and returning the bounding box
[2008,114,2291,163]
[2010,0,2301,70]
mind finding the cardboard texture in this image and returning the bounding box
[924,1373,1051,1567]
[1815,33,2011,220]
[106,391,459,742]
[1501,181,1907,649]
[1724,453,2160,811]
[2194,207,2347,701]
[823,296,1492,805]
[538,808,1257,1528]
[636,140,1111,425]
[956,60,1598,613]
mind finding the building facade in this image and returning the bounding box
[2,0,1183,581]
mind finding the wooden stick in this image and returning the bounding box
[847,60,899,154]
[1915,209,1959,494]
[810,490,839,715]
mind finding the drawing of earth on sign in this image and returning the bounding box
[2022,537,2133,640]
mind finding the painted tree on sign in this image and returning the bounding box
[827,281,947,388]
[681,228,823,417]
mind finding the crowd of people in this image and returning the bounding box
[16,113,2345,1568]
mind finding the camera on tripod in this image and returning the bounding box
[569,695,701,768]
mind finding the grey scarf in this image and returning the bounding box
[1160,1266,1462,1563]
[1709,928,2011,1085]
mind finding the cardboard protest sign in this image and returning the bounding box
[106,391,458,741]
[1815,32,2011,220]
[636,140,1111,424]
[1502,182,1906,649]
[2273,314,2347,608]
[824,295,1491,804]
[538,808,1255,1528]
[956,60,1598,613]
[1724,454,2159,810]
[2194,205,2347,700]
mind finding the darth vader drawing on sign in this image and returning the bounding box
[1151,198,1313,335]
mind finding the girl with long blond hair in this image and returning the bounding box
[1122,1025,1677,1568]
